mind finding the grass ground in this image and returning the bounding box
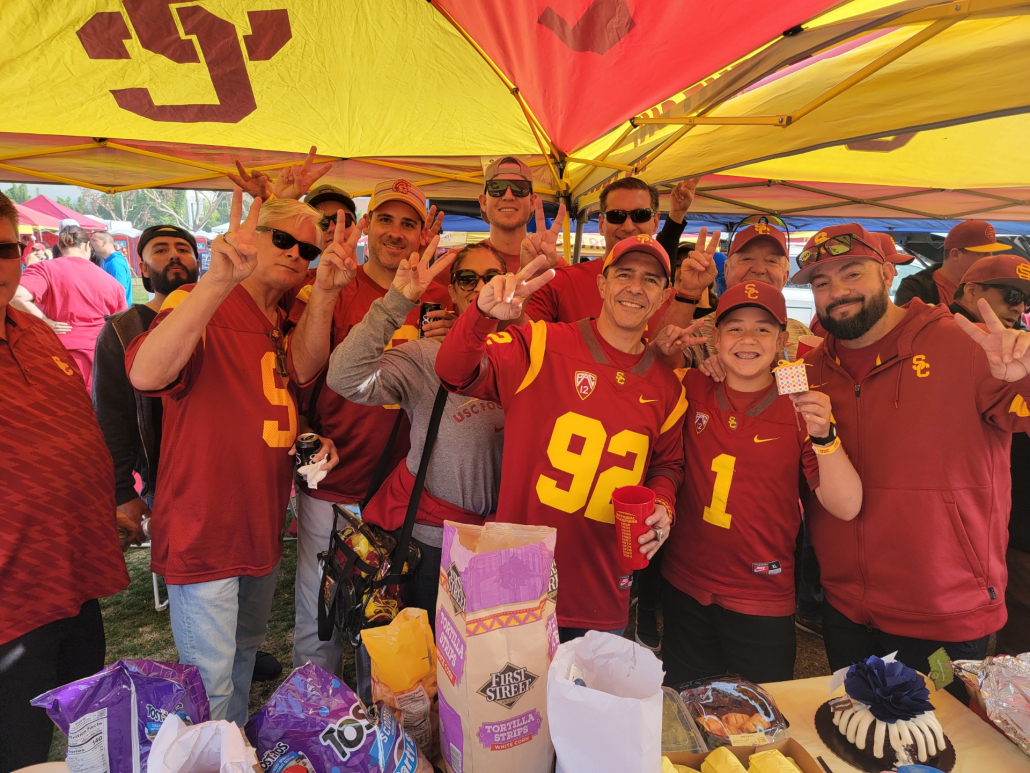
[47,539,831,762]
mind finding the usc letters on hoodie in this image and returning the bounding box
[804,299,1030,641]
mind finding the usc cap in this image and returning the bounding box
[944,220,1010,253]
[304,185,356,216]
[602,234,672,280]
[792,223,885,285]
[715,281,788,327]
[960,253,1030,294]
[729,223,788,258]
[369,179,427,223]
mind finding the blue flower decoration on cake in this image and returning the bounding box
[844,655,934,722]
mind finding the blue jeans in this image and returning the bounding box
[167,561,280,724]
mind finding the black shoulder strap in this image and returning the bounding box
[110,307,146,352]
[360,408,406,509]
[385,385,449,583]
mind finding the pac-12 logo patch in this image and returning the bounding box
[575,371,596,400]
[695,411,709,434]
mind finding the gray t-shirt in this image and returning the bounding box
[326,287,503,521]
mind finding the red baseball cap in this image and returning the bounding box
[943,220,1010,253]
[792,223,885,285]
[874,233,904,262]
[715,280,788,327]
[960,253,1030,294]
[602,234,672,280]
[729,223,788,258]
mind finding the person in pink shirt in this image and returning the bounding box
[11,226,126,390]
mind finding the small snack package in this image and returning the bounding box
[147,715,259,773]
[701,746,747,773]
[30,659,210,773]
[679,676,788,749]
[746,749,802,772]
[548,631,665,773]
[435,521,557,773]
[362,608,438,758]
[772,359,808,395]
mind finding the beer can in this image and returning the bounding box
[295,432,322,469]
[420,302,443,337]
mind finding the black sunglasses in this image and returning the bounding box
[603,208,655,225]
[797,233,883,267]
[255,227,322,261]
[267,329,288,379]
[451,268,504,291]
[319,212,355,231]
[981,283,1030,307]
[0,242,23,261]
[485,179,532,198]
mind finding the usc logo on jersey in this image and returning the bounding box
[615,371,626,385]
[52,356,74,376]
[744,283,760,299]
[912,354,930,378]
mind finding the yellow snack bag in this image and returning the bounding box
[361,608,437,756]
[663,758,701,773]
[701,746,748,773]
[747,749,802,772]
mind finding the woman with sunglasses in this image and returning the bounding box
[126,191,340,725]
[326,241,508,618]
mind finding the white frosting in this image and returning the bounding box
[832,699,942,764]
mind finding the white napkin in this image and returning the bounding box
[148,715,259,773]
[297,458,329,489]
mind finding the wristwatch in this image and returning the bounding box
[810,423,837,446]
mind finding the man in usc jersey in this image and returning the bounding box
[661,281,862,686]
[127,193,339,724]
[286,179,453,674]
[436,234,687,641]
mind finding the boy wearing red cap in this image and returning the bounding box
[895,220,1010,306]
[436,234,687,641]
[793,222,1030,699]
[661,281,862,685]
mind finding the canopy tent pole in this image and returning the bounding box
[573,209,587,264]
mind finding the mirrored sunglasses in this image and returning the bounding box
[603,208,655,225]
[485,179,533,198]
[982,284,1030,307]
[797,233,881,267]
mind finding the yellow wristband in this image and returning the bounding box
[814,436,842,456]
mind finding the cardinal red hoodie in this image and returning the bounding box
[805,299,1030,641]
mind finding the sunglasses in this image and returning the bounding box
[451,268,504,291]
[319,212,355,231]
[0,242,22,261]
[981,283,1030,307]
[730,214,790,245]
[603,208,655,225]
[267,329,288,379]
[255,226,322,261]
[485,179,533,198]
[797,233,883,267]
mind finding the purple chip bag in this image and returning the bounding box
[246,663,376,773]
[30,659,210,773]
[368,701,433,773]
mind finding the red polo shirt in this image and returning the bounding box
[0,307,129,646]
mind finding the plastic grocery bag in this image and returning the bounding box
[548,631,664,773]
[362,608,438,757]
[30,659,210,773]
[147,715,259,773]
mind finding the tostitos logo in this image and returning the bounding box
[744,283,760,299]
[1016,263,1030,281]
[392,180,412,194]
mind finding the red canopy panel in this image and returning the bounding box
[21,195,108,230]
[435,0,843,153]
[13,202,63,229]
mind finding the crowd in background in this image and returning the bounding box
[3,156,1030,772]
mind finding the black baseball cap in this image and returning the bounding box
[304,185,356,216]
[137,225,198,292]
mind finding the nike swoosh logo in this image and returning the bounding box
[639,396,657,404]
[754,435,778,443]
[808,382,826,389]
[494,426,504,433]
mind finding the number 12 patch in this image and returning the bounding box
[752,561,782,575]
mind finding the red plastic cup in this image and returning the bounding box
[612,485,655,571]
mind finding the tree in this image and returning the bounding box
[76,188,232,231]
[3,183,32,203]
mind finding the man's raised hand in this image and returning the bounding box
[677,226,720,296]
[273,146,333,200]
[669,177,701,222]
[227,160,273,200]
[479,254,555,319]
[520,200,567,271]
[394,236,456,302]
[316,212,363,291]
[955,298,1030,381]
[652,319,708,357]
[208,189,261,286]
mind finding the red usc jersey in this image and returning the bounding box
[663,369,820,616]
[436,312,688,630]
[287,266,451,504]
[125,284,297,584]
[523,258,671,336]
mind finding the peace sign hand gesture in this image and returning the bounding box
[394,237,456,302]
[420,205,445,249]
[520,200,567,272]
[955,298,1030,381]
[677,226,720,295]
[479,254,555,320]
[316,213,364,292]
[669,177,701,222]
[227,160,273,200]
[273,146,334,200]
[208,189,261,287]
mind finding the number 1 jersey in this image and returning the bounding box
[436,311,688,630]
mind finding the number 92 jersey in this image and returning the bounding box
[125,283,298,585]
[437,313,688,631]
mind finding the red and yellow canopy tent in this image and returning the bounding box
[1,0,1028,255]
